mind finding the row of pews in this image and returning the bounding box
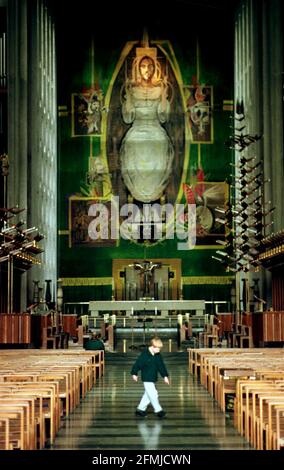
[199,311,284,349]
[199,315,253,349]
[189,348,284,450]
[0,349,104,450]
[0,312,69,348]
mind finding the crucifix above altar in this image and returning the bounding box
[112,258,181,301]
[128,260,161,298]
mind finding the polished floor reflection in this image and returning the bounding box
[50,358,251,450]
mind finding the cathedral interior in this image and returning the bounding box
[0,0,284,457]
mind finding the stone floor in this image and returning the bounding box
[49,355,251,450]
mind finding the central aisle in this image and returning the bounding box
[50,355,251,450]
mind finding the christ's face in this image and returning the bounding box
[139,57,155,81]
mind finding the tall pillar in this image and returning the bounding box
[7,0,57,310]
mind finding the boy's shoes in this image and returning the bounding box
[135,409,147,417]
[156,410,166,418]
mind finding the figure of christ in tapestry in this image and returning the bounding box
[106,37,186,208]
[119,53,174,203]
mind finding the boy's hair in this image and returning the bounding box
[150,337,163,348]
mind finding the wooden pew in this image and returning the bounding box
[0,406,26,449]
[0,417,10,450]
[0,350,105,449]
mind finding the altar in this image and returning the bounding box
[89,299,205,317]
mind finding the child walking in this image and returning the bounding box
[131,337,170,418]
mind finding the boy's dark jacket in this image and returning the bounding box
[131,348,169,382]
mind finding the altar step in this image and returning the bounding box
[105,350,188,365]
[89,316,205,330]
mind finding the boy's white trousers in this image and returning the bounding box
[138,382,162,413]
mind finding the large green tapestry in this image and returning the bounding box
[56,1,235,302]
